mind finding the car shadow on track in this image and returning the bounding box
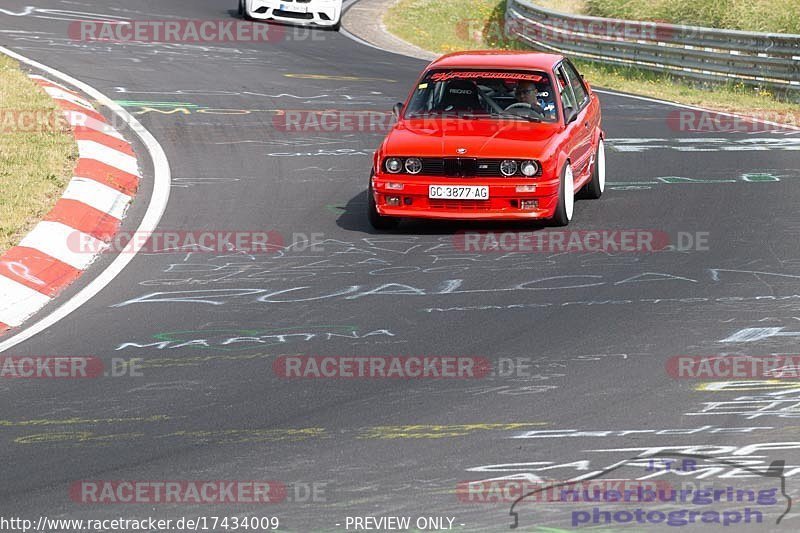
[335,190,552,235]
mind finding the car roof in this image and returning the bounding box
[428,51,564,71]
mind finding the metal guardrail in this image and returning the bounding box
[505,0,800,91]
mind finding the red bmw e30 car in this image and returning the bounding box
[368,51,605,229]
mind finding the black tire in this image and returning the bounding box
[551,162,574,227]
[584,137,605,200]
[330,22,341,32]
[239,0,251,20]
[367,180,400,230]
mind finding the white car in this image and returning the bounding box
[239,0,343,30]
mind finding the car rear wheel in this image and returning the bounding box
[584,138,605,199]
[368,180,400,230]
[551,162,574,227]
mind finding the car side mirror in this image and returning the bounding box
[565,106,579,124]
[392,102,404,119]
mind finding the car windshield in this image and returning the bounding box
[404,69,558,123]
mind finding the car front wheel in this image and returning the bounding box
[584,137,605,199]
[551,162,574,226]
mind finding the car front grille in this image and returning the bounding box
[428,199,494,211]
[273,9,314,19]
[419,158,540,177]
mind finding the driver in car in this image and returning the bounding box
[510,80,557,120]
[512,81,544,113]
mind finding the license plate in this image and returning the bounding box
[280,3,307,12]
[429,185,489,200]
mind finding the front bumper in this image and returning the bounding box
[372,175,560,220]
[248,0,341,26]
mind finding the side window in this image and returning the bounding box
[555,67,574,112]
[562,61,589,110]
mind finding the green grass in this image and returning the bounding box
[384,0,800,116]
[0,55,77,254]
[584,0,800,34]
[384,0,511,53]
[535,0,800,33]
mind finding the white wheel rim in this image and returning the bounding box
[597,139,606,193]
[564,164,574,220]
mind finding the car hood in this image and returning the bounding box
[383,118,560,158]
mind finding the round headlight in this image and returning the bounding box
[405,157,423,174]
[520,160,539,177]
[385,157,402,173]
[500,159,518,177]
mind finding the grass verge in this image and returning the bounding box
[582,0,800,34]
[0,55,76,254]
[384,0,800,117]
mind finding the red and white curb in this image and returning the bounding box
[0,75,139,334]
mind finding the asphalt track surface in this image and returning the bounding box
[1,1,800,532]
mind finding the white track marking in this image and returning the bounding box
[592,89,800,133]
[0,46,171,352]
[62,178,132,219]
[18,221,106,270]
[43,85,94,109]
[28,74,75,93]
[77,140,140,176]
[64,110,125,139]
[0,277,52,327]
